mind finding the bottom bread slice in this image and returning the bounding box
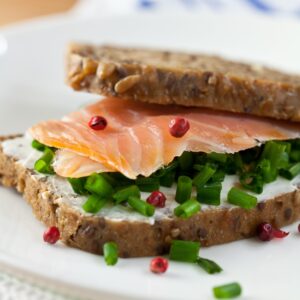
[1,135,300,258]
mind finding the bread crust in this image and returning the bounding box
[1,135,300,257]
[66,44,300,121]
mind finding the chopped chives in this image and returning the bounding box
[280,162,300,180]
[193,165,216,187]
[113,185,140,204]
[233,153,243,172]
[159,171,176,187]
[175,176,193,203]
[82,195,108,213]
[128,196,155,217]
[68,177,87,195]
[85,173,113,198]
[213,282,242,299]
[103,242,118,266]
[169,240,200,263]
[208,152,227,164]
[227,187,257,209]
[197,182,221,206]
[210,169,225,183]
[31,139,45,151]
[178,151,194,171]
[154,161,178,178]
[256,159,274,183]
[239,173,264,194]
[174,198,200,218]
[260,141,288,170]
[197,257,223,274]
[290,150,300,162]
[34,148,55,174]
[136,177,160,192]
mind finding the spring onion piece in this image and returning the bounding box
[174,198,200,218]
[136,177,160,192]
[193,165,216,187]
[103,242,118,266]
[197,183,221,206]
[169,240,200,263]
[128,196,155,216]
[154,161,178,178]
[82,195,108,213]
[113,185,140,204]
[261,141,288,170]
[159,171,176,187]
[280,162,300,180]
[68,177,87,195]
[85,173,113,197]
[239,173,264,194]
[34,148,55,174]
[197,257,223,274]
[227,187,257,209]
[208,152,227,164]
[210,170,225,183]
[179,151,194,171]
[290,150,300,162]
[213,282,242,299]
[31,139,45,151]
[175,176,193,203]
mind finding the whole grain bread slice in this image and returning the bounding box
[66,43,300,121]
[1,135,300,258]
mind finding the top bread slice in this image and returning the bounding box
[66,43,300,121]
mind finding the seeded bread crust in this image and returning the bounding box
[66,43,300,121]
[1,135,300,258]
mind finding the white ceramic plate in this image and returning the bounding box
[1,13,300,300]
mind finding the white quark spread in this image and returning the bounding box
[2,135,300,225]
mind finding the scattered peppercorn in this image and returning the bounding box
[150,257,169,274]
[88,116,107,130]
[43,226,60,244]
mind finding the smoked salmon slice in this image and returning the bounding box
[30,97,300,179]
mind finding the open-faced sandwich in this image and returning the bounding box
[1,44,300,260]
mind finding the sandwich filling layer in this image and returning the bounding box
[3,135,300,225]
[29,97,300,179]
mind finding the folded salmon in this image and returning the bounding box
[30,97,300,179]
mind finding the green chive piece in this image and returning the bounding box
[280,162,300,180]
[175,176,193,203]
[82,195,108,213]
[159,171,176,187]
[31,139,45,151]
[290,150,300,162]
[197,182,221,206]
[103,242,118,266]
[261,141,289,170]
[210,169,225,183]
[113,185,140,204]
[174,198,200,218]
[193,165,216,187]
[169,240,200,263]
[127,196,155,217]
[85,173,113,197]
[256,159,275,183]
[136,177,160,192]
[213,282,242,299]
[197,257,223,274]
[208,152,227,164]
[239,173,264,194]
[68,177,87,195]
[227,187,257,209]
[179,151,194,171]
[34,148,55,174]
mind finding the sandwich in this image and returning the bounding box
[1,44,300,258]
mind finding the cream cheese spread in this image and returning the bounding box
[2,135,300,225]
